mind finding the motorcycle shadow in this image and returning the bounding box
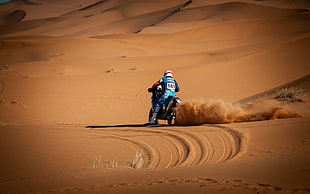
[86,123,171,128]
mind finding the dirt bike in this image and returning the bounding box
[148,95,181,125]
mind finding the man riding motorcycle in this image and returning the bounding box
[148,70,180,124]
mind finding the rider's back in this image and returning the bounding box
[160,76,180,96]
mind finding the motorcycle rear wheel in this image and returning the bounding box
[167,109,176,125]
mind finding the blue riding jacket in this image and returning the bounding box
[151,76,180,108]
[159,77,180,96]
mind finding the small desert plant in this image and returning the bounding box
[87,155,104,169]
[105,160,119,168]
[128,151,147,169]
[274,87,305,103]
[87,151,149,170]
[87,155,121,169]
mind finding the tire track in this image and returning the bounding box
[87,125,243,169]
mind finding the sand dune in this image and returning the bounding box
[0,0,102,21]
[1,0,308,37]
[0,0,310,193]
[142,2,308,33]
[1,119,309,193]
[0,9,26,25]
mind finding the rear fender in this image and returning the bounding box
[173,97,181,107]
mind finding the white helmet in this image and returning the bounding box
[164,70,173,77]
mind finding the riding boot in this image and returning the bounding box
[149,106,160,124]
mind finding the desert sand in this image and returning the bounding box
[0,0,310,193]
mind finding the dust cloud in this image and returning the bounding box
[175,99,304,125]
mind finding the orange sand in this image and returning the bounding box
[0,0,309,193]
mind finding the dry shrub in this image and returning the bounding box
[274,87,305,103]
